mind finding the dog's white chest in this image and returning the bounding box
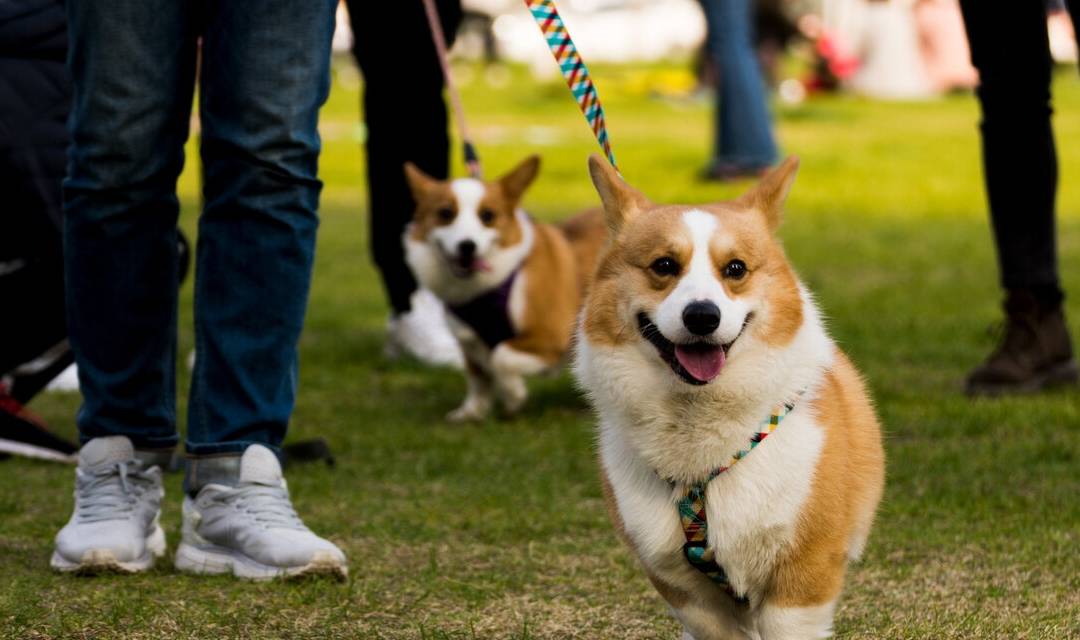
[600,410,824,600]
[701,413,824,592]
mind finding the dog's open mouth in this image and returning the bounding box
[636,312,747,385]
[441,249,492,278]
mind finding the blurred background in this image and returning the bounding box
[336,0,1074,100]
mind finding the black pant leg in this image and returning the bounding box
[959,0,1061,300]
[0,0,71,378]
[348,0,463,315]
[0,255,68,377]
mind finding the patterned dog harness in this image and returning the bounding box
[674,391,804,602]
[446,271,519,349]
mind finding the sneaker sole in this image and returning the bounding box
[966,359,1080,397]
[174,542,347,582]
[0,438,77,464]
[50,525,166,574]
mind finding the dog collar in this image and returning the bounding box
[674,390,805,601]
[446,270,520,348]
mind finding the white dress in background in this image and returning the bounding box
[849,1,933,99]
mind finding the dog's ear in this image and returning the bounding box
[403,162,441,202]
[498,154,541,203]
[588,154,649,234]
[737,156,799,232]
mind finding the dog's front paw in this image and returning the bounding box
[446,403,488,423]
[496,377,528,415]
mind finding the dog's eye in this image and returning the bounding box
[436,208,455,224]
[479,209,496,225]
[723,259,747,279]
[649,257,680,277]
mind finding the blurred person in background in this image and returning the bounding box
[699,0,779,180]
[346,0,465,369]
[0,0,194,464]
[960,0,1080,396]
[914,0,978,94]
[755,0,799,86]
[52,0,347,577]
[848,0,932,99]
[0,0,77,461]
[844,0,976,99]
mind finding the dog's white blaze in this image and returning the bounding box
[429,179,499,257]
[655,210,750,345]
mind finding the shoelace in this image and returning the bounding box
[75,461,157,523]
[227,484,307,531]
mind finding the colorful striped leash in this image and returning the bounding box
[523,0,618,171]
[421,0,482,178]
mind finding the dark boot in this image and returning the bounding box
[966,290,1079,396]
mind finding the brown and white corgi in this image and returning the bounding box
[403,156,606,421]
[574,155,884,639]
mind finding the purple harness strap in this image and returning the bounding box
[447,271,519,349]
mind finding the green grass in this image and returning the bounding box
[2,59,1079,639]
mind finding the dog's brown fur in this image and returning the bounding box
[405,157,607,420]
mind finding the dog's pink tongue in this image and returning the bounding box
[473,257,493,272]
[674,345,725,383]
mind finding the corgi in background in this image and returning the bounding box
[574,155,884,639]
[404,156,606,422]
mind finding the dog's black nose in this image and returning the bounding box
[457,239,476,259]
[683,301,721,336]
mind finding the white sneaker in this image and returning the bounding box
[45,363,80,392]
[51,436,166,573]
[386,289,465,370]
[174,444,347,581]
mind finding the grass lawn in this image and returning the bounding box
[2,58,1079,639]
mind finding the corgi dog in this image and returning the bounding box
[403,156,606,422]
[574,155,884,639]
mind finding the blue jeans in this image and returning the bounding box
[699,0,778,168]
[63,0,335,482]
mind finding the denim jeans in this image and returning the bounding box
[63,0,336,484]
[699,0,778,169]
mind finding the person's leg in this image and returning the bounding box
[63,0,196,453]
[0,233,66,386]
[960,0,1059,299]
[0,255,67,377]
[174,0,346,580]
[0,47,69,381]
[348,0,465,369]
[186,0,335,483]
[349,0,461,315]
[699,0,777,174]
[0,0,69,378]
[959,0,1077,395]
[53,0,196,573]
